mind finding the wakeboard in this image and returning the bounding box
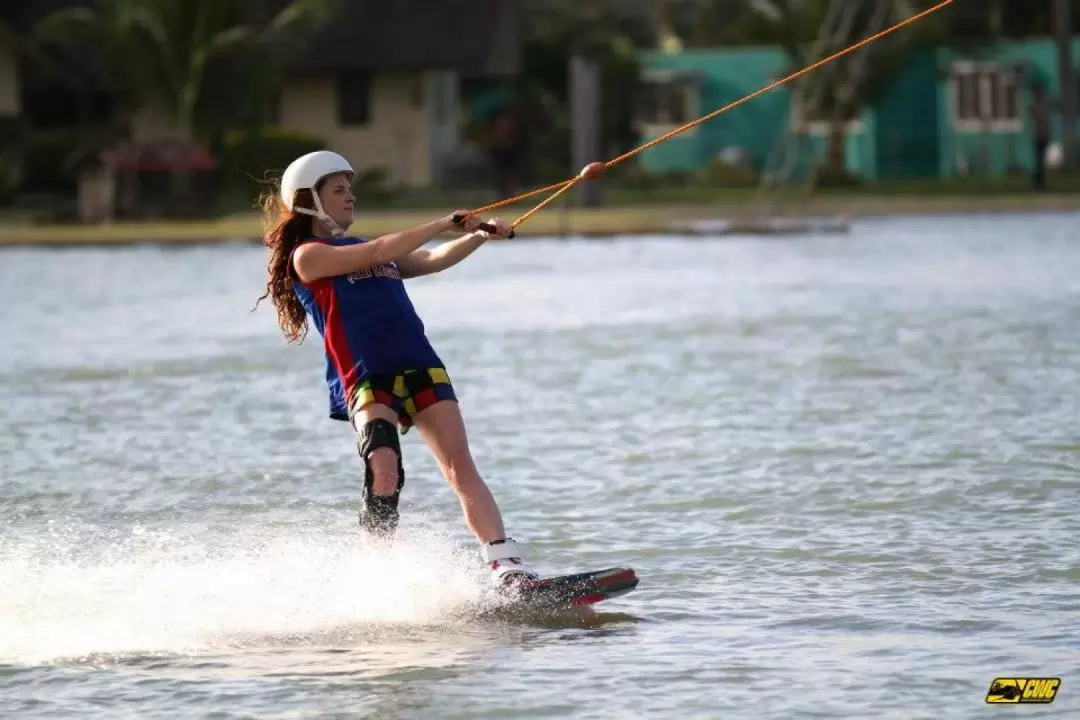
[484,566,639,616]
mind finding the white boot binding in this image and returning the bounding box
[483,538,540,588]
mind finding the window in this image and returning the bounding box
[637,71,699,132]
[790,94,864,135]
[336,72,371,126]
[949,62,1020,131]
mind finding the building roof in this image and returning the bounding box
[269,0,521,76]
[9,0,521,80]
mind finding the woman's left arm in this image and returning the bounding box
[396,218,513,278]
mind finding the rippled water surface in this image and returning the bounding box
[2,212,1079,718]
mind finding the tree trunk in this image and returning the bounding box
[824,117,848,180]
[1053,0,1076,170]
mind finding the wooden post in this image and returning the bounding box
[1053,0,1076,170]
[570,54,603,207]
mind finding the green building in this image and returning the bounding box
[635,36,1080,182]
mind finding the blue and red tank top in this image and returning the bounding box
[289,236,444,420]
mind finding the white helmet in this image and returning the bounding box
[280,150,354,234]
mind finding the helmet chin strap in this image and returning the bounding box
[295,194,346,237]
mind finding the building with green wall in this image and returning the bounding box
[636,36,1080,182]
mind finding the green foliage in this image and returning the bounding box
[707,157,760,188]
[607,163,700,191]
[814,165,864,188]
[664,0,760,47]
[664,0,1059,48]
[20,129,85,196]
[604,156,757,192]
[0,115,24,204]
[943,0,1056,42]
[219,126,327,203]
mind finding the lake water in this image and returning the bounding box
[1,212,1078,718]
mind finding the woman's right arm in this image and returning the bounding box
[293,213,477,283]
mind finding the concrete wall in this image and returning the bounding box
[279,72,432,188]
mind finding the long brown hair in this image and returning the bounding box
[253,185,317,344]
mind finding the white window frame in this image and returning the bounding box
[789,98,865,136]
[636,69,700,136]
[949,61,1021,133]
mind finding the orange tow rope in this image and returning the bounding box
[463,0,954,233]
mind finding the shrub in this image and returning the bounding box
[21,128,84,196]
[220,126,328,204]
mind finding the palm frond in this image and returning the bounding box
[265,0,336,40]
[206,26,254,56]
[32,7,103,46]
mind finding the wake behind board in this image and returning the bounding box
[480,566,639,618]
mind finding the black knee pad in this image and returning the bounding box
[356,418,405,536]
[357,418,405,492]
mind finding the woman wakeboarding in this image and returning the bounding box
[255,150,538,590]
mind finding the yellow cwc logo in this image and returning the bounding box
[985,677,1060,704]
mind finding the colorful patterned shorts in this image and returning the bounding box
[347,367,457,434]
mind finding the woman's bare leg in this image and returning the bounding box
[410,399,505,542]
[411,399,538,586]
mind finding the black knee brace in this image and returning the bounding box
[356,418,405,537]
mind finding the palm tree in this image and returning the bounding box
[31,0,335,146]
[29,0,334,214]
[749,0,944,183]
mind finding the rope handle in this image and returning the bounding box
[451,213,516,239]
